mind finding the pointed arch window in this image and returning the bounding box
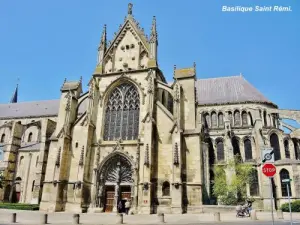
[204,113,210,128]
[216,139,224,161]
[280,169,292,197]
[270,133,281,161]
[263,111,267,127]
[248,112,254,126]
[249,169,259,196]
[293,139,300,160]
[234,110,241,126]
[242,111,248,126]
[244,138,253,161]
[0,134,5,143]
[284,139,290,159]
[228,112,233,126]
[27,132,33,142]
[211,112,217,127]
[103,83,140,141]
[218,113,224,127]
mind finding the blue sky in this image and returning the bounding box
[0,0,299,112]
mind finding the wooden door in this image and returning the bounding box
[105,191,115,212]
[120,186,131,200]
[121,192,131,200]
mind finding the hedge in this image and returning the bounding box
[281,200,300,212]
[0,203,39,210]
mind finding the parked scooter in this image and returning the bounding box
[236,200,252,218]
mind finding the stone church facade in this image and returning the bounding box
[0,3,300,214]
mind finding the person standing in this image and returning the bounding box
[125,199,131,215]
[118,200,123,213]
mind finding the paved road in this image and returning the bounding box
[0,209,299,225]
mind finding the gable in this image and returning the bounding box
[103,20,150,74]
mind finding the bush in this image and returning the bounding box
[281,200,300,212]
[0,203,39,210]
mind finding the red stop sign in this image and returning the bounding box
[262,163,276,177]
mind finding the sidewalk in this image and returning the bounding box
[0,209,299,224]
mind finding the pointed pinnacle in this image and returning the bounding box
[128,3,133,15]
[99,24,107,49]
[150,16,157,42]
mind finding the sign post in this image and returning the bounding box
[262,163,276,225]
[282,178,293,225]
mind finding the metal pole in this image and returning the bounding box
[269,177,274,225]
[286,182,293,225]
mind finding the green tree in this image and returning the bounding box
[213,155,255,205]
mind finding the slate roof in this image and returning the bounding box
[195,76,276,107]
[0,100,60,119]
[0,76,275,119]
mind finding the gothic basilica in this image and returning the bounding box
[0,3,300,214]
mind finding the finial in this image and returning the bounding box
[79,76,82,83]
[193,62,196,73]
[128,3,133,15]
[63,78,67,83]
[173,65,177,75]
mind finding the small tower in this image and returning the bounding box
[97,24,107,66]
[148,16,158,67]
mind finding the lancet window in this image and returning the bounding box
[103,83,140,141]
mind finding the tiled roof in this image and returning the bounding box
[0,76,275,119]
[0,100,60,119]
[195,76,276,106]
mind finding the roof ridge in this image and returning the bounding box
[0,99,59,106]
[197,75,242,81]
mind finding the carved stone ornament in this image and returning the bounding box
[79,146,84,166]
[144,144,149,166]
[173,83,180,102]
[55,147,61,167]
[113,139,124,151]
[173,142,179,165]
[147,76,153,94]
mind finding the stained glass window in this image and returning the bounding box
[249,169,259,196]
[216,139,224,161]
[270,133,281,161]
[244,138,253,161]
[280,169,292,197]
[104,83,140,141]
[284,139,290,159]
[211,112,217,127]
[234,110,241,126]
[242,111,248,126]
[218,113,224,127]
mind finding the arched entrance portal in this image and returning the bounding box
[97,154,134,213]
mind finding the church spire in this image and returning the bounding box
[97,24,107,65]
[10,82,18,104]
